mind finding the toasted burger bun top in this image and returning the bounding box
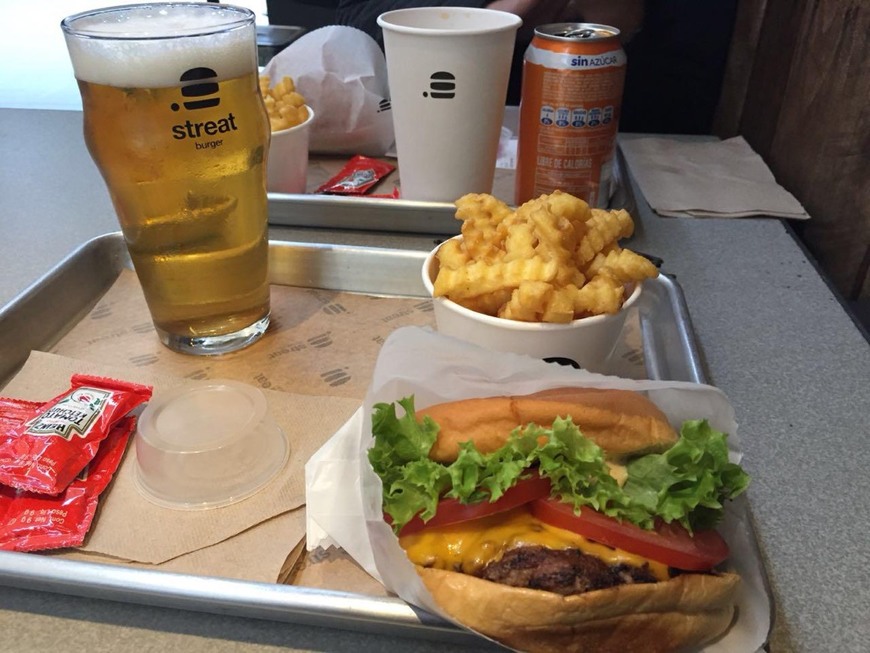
[418,387,678,463]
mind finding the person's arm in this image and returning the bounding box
[336,1,487,46]
[567,0,645,42]
[335,0,589,45]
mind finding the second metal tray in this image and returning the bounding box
[264,142,639,236]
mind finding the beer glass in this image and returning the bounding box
[62,3,271,355]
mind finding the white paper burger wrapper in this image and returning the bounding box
[305,326,771,652]
[263,25,394,156]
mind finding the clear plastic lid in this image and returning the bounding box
[134,380,289,510]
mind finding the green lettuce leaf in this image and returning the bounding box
[622,419,751,531]
[369,397,750,534]
[369,397,449,526]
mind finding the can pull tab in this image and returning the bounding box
[560,28,598,39]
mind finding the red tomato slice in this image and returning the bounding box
[395,475,552,537]
[531,498,730,571]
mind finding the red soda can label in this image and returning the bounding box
[515,24,626,208]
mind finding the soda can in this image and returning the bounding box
[515,24,626,208]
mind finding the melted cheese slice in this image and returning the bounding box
[606,461,629,487]
[399,506,669,581]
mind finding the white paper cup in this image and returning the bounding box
[377,8,521,201]
[422,238,642,372]
[267,106,314,194]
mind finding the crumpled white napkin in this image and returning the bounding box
[619,136,809,219]
[263,25,394,156]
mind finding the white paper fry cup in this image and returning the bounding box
[377,8,521,201]
[267,106,314,194]
[422,237,642,373]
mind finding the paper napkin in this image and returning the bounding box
[619,136,809,219]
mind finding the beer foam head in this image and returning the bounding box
[62,4,257,87]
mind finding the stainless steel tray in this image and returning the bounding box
[265,144,638,236]
[0,232,766,648]
[267,193,462,236]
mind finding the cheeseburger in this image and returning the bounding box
[369,387,750,653]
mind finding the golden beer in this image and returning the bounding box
[62,4,271,355]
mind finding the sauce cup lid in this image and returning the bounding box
[134,380,289,510]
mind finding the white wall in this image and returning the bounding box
[0,1,268,110]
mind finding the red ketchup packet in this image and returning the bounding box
[0,375,152,495]
[0,398,43,430]
[316,155,395,195]
[0,414,135,552]
[368,187,401,199]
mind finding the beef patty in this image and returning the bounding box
[479,545,660,596]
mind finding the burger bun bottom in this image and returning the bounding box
[417,566,740,653]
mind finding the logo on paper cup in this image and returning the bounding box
[171,67,220,111]
[423,71,456,99]
[543,356,581,369]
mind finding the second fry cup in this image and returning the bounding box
[267,106,315,194]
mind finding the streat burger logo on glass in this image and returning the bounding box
[170,67,238,149]
[25,387,113,440]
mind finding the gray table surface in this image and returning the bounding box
[1,108,869,653]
